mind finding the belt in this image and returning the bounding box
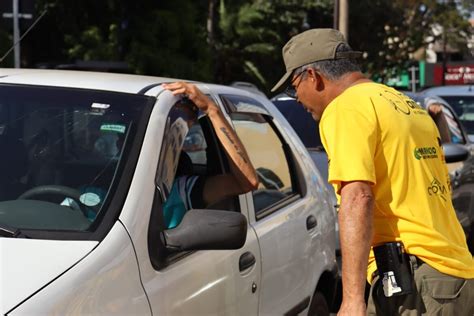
[408,254,424,271]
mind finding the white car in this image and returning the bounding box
[0,69,338,315]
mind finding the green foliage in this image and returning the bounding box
[0,29,13,67]
[25,0,332,92]
[123,1,211,80]
[212,0,333,93]
[2,0,472,93]
[350,0,474,80]
[65,24,120,61]
[29,0,212,80]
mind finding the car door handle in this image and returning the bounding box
[306,215,318,230]
[239,251,256,271]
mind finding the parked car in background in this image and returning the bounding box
[419,85,474,142]
[0,69,339,315]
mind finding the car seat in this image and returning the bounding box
[176,151,194,177]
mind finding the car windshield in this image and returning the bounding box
[439,95,474,135]
[0,84,149,235]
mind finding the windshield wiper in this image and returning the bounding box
[0,223,29,238]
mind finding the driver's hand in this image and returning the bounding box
[162,82,217,114]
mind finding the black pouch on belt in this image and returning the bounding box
[373,241,414,297]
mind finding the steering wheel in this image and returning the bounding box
[18,185,99,216]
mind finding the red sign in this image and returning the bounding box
[434,65,474,85]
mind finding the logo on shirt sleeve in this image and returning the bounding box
[414,147,438,160]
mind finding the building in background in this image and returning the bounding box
[387,18,474,91]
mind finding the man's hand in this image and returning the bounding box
[162,82,216,114]
[337,299,366,316]
[428,103,443,115]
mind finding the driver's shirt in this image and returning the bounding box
[319,82,474,283]
[162,175,206,229]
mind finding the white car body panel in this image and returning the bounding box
[0,68,175,94]
[119,88,262,314]
[8,223,150,315]
[0,69,338,315]
[246,102,336,314]
[0,239,97,313]
[142,230,261,315]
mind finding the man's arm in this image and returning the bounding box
[162,82,259,206]
[337,181,374,316]
[428,103,450,144]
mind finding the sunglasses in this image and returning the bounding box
[284,69,308,99]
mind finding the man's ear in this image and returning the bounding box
[307,68,324,91]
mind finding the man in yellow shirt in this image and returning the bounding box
[272,28,474,316]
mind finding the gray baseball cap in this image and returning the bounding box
[271,28,362,92]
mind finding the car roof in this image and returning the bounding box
[0,68,273,101]
[421,85,474,96]
[0,68,178,94]
[0,68,278,119]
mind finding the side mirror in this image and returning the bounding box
[162,209,247,252]
[443,143,469,163]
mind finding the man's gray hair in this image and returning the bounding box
[296,43,361,81]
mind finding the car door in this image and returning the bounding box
[221,93,336,315]
[138,90,261,315]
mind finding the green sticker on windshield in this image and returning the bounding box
[100,124,126,134]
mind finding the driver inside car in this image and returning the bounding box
[161,82,259,229]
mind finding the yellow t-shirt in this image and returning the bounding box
[319,82,474,283]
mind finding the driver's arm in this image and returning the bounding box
[162,82,259,206]
[428,103,450,143]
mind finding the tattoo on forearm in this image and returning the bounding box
[220,127,249,164]
[220,127,235,145]
[236,150,249,164]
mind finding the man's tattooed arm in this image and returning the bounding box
[220,127,249,164]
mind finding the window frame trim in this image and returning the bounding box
[149,96,245,270]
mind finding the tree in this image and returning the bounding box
[27,0,212,80]
[0,28,13,67]
[349,0,474,81]
[210,0,333,93]
[2,0,472,91]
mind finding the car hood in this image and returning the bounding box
[0,238,98,313]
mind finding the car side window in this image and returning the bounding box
[440,96,474,137]
[221,94,302,219]
[441,106,466,144]
[150,98,243,268]
[428,103,466,145]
